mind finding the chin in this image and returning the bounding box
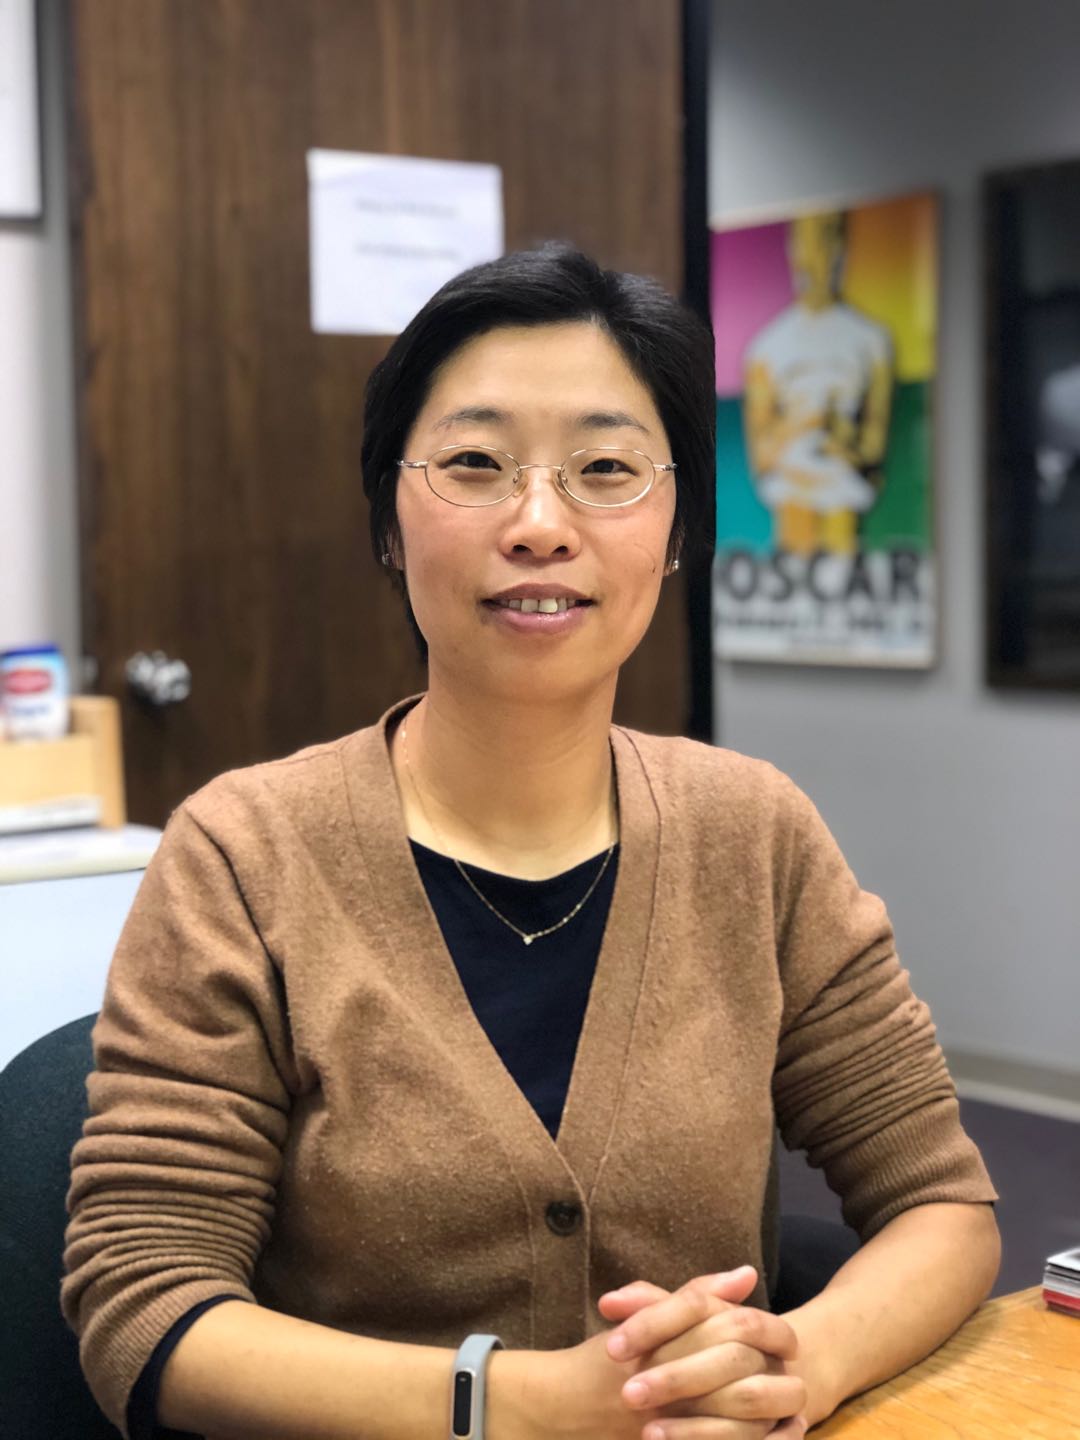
[478,655,617,703]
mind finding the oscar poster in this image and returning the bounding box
[711,192,938,666]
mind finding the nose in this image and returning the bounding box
[498,465,582,560]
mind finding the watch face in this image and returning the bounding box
[452,1370,474,1437]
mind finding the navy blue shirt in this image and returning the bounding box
[127,841,619,1438]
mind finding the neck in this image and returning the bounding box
[391,674,619,880]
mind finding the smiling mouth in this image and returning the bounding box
[486,597,593,614]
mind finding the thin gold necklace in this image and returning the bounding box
[398,715,617,947]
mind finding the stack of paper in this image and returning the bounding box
[1043,1247,1080,1316]
[0,794,102,835]
[0,823,160,883]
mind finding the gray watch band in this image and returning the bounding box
[450,1333,504,1440]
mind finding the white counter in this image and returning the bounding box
[0,825,160,1069]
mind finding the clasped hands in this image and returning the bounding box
[556,1265,808,1440]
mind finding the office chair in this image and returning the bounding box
[762,1122,861,1314]
[0,1012,121,1439]
[0,1014,858,1440]
[772,1212,860,1312]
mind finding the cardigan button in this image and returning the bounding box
[545,1201,582,1236]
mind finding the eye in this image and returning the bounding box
[446,449,501,469]
[581,456,631,475]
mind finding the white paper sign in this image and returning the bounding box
[307,150,503,336]
[0,0,42,217]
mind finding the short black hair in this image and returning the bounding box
[361,242,715,637]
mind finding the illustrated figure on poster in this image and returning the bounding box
[742,211,895,556]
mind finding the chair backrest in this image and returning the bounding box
[0,1012,123,1439]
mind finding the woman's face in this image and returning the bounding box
[395,321,677,703]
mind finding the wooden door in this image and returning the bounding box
[67,0,687,825]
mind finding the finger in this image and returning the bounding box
[676,1374,808,1424]
[702,1268,758,1305]
[608,1284,735,1363]
[642,1415,806,1440]
[622,1341,773,1411]
[711,1307,799,1364]
[601,1269,753,1324]
[640,1418,773,1440]
[599,1281,671,1322]
[765,1415,807,1440]
[607,1270,757,1362]
[650,1306,799,1368]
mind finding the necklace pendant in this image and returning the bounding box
[522,934,534,946]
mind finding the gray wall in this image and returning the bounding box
[710,0,1080,1075]
[0,0,79,670]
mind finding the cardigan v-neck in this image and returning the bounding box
[64,697,998,1434]
[408,837,619,1141]
[337,696,662,1206]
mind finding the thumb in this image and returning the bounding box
[705,1261,754,1307]
[598,1265,758,1323]
[704,1264,758,1305]
[597,1280,669,1322]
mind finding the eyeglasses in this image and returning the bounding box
[397,444,676,509]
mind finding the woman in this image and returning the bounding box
[63,246,999,1440]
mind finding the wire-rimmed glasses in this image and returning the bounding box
[397,444,676,509]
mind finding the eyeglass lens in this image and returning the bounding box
[425,445,655,507]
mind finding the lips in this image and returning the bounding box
[479,588,595,634]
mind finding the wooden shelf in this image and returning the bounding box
[0,696,126,828]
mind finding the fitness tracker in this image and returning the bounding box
[450,1333,504,1440]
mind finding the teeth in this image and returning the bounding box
[495,597,582,612]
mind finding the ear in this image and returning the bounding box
[381,527,404,571]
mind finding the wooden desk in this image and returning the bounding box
[814,1287,1080,1437]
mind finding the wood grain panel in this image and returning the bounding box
[69,0,686,822]
[814,1288,1080,1438]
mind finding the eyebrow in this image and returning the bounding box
[432,405,651,435]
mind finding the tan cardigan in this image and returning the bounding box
[62,697,997,1433]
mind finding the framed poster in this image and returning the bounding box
[0,0,42,219]
[711,192,938,667]
[985,158,1080,690]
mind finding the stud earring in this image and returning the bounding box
[670,557,680,573]
[382,552,394,568]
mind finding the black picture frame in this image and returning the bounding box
[681,0,714,740]
[985,157,1080,691]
